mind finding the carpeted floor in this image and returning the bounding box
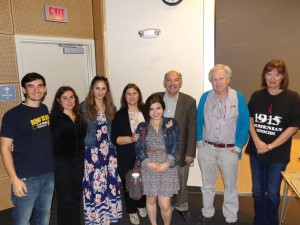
[1,189,299,225]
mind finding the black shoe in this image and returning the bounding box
[197,215,212,225]
[226,222,237,225]
[176,209,191,222]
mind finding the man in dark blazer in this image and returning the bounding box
[157,70,197,222]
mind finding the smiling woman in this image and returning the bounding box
[134,93,180,225]
[245,59,300,225]
[50,86,86,225]
[81,76,122,224]
[111,83,147,225]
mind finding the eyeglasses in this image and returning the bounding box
[211,101,225,118]
[211,100,237,119]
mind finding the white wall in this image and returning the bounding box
[105,0,214,187]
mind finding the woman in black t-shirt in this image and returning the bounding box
[245,59,300,225]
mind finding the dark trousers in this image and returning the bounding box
[54,160,84,225]
[121,178,146,214]
[174,164,190,211]
[250,156,287,225]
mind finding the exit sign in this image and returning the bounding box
[45,5,68,23]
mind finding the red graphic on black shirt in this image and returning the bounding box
[267,104,272,115]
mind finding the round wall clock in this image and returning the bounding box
[162,0,183,6]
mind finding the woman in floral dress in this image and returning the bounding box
[82,76,122,225]
[135,94,180,225]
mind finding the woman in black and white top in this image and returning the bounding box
[111,83,148,225]
[245,59,300,225]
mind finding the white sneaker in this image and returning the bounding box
[138,207,147,217]
[129,213,140,225]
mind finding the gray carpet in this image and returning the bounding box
[1,190,299,225]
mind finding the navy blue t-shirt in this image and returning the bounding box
[0,103,54,178]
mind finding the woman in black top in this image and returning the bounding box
[111,83,147,225]
[245,59,300,225]
[50,86,87,225]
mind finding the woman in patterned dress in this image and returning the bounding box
[111,83,148,225]
[134,94,180,225]
[81,76,122,225]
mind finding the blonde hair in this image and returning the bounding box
[208,64,232,82]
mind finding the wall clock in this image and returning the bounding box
[162,0,183,6]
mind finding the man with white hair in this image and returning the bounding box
[196,64,249,225]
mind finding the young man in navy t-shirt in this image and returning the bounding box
[0,72,54,225]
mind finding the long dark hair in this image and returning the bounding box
[51,86,85,125]
[85,76,115,120]
[120,83,144,110]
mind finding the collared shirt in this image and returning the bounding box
[163,92,179,118]
[203,87,238,146]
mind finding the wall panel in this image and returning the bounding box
[95,37,105,75]
[11,0,94,39]
[0,35,19,83]
[0,0,14,34]
[0,176,13,210]
[216,0,300,101]
[93,0,104,39]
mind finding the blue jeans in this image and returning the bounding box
[11,172,54,225]
[250,156,287,225]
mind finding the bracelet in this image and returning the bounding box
[267,144,272,150]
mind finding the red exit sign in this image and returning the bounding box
[45,5,68,23]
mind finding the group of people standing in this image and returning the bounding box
[0,70,195,225]
[0,58,299,225]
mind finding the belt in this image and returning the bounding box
[205,141,235,148]
[147,149,164,154]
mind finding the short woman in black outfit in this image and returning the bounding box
[111,83,147,225]
[50,86,87,225]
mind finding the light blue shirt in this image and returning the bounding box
[163,92,178,118]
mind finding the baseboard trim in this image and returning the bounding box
[187,186,253,196]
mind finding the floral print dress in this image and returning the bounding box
[83,113,122,225]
